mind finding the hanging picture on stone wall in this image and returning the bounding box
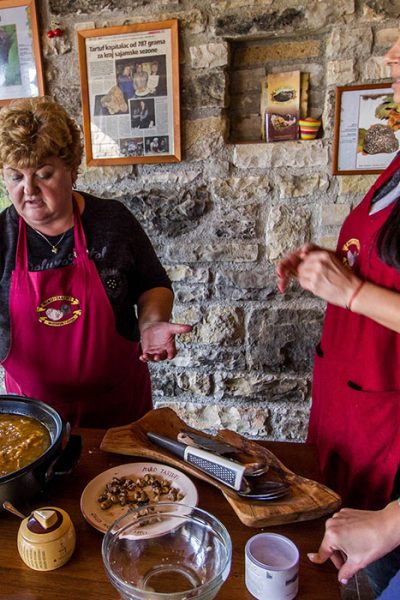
[77,19,181,165]
[0,0,44,106]
[333,83,399,175]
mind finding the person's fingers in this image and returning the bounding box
[307,547,330,564]
[338,559,360,584]
[330,550,346,571]
[168,323,193,334]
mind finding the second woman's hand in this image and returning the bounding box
[139,321,193,362]
[296,249,361,308]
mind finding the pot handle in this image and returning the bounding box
[45,433,82,481]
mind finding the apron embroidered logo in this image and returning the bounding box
[37,295,82,327]
[342,238,360,269]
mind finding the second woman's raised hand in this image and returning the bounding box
[276,243,320,293]
[139,321,193,362]
[296,249,361,307]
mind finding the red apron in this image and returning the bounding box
[2,200,152,428]
[308,155,400,509]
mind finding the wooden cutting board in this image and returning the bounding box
[100,407,341,528]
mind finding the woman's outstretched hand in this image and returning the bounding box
[139,321,193,362]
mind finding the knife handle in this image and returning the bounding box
[184,446,245,491]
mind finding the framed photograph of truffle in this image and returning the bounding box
[333,83,399,175]
[77,19,181,165]
[0,0,44,106]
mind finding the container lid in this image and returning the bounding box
[19,507,72,543]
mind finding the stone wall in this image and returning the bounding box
[1,0,399,439]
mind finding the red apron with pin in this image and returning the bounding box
[308,154,400,509]
[2,201,152,428]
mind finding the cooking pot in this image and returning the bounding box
[0,395,81,510]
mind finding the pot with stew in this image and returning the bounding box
[0,395,81,509]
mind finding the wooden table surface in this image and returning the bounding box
[0,429,341,599]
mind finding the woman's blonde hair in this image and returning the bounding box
[0,96,83,171]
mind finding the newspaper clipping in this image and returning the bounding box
[85,27,174,159]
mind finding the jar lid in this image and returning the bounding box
[19,507,72,543]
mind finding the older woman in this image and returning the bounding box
[0,96,191,428]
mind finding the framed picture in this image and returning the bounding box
[0,0,44,106]
[77,19,181,166]
[332,83,399,175]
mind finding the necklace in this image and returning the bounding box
[32,228,67,254]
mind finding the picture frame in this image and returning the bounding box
[0,0,44,106]
[332,83,399,175]
[77,19,181,166]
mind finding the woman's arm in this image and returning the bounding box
[137,287,192,362]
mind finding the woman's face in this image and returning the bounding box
[3,156,76,230]
[384,36,400,103]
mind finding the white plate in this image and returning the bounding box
[80,462,198,533]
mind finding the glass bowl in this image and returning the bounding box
[102,502,232,600]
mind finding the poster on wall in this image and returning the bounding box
[333,83,400,175]
[0,0,44,106]
[77,19,181,166]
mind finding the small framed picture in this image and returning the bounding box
[0,0,44,106]
[77,19,181,166]
[332,83,399,175]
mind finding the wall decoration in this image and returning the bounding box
[77,19,181,166]
[0,0,44,106]
[333,83,399,175]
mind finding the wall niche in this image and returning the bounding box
[227,34,327,143]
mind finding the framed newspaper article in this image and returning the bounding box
[0,0,44,106]
[77,19,181,165]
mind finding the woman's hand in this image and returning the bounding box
[139,321,193,362]
[296,249,361,308]
[308,502,400,584]
[276,243,319,293]
[277,243,361,307]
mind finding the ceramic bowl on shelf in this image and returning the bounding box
[102,502,232,600]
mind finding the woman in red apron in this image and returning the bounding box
[0,97,191,428]
[277,36,400,596]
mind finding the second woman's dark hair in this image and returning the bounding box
[377,200,400,269]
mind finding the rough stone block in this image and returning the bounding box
[170,348,246,371]
[182,72,227,109]
[212,175,271,204]
[363,56,391,80]
[326,26,372,58]
[175,372,213,396]
[214,266,278,301]
[338,174,379,194]
[248,307,325,373]
[234,40,321,66]
[232,139,329,169]
[265,205,312,261]
[321,204,351,227]
[215,203,258,239]
[165,241,259,262]
[193,306,244,344]
[184,116,226,160]
[375,28,400,47]
[174,286,210,303]
[229,114,262,142]
[326,59,355,86]
[189,42,229,69]
[166,265,210,283]
[276,174,329,199]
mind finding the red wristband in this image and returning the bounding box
[345,281,365,311]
